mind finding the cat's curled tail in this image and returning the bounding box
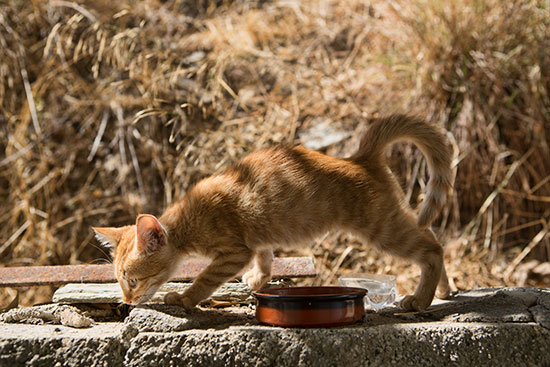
[352,115,454,228]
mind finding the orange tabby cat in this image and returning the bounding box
[93,114,453,311]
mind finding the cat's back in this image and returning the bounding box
[231,145,368,184]
[193,145,383,205]
[226,145,381,215]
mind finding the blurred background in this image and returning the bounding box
[1,0,549,306]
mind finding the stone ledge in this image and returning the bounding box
[1,287,550,366]
[126,322,549,367]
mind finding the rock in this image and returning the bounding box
[0,304,93,328]
[299,118,352,151]
[58,309,93,328]
[538,290,550,309]
[530,305,550,330]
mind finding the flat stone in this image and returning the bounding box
[53,280,289,305]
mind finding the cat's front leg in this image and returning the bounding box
[242,247,273,290]
[164,247,253,309]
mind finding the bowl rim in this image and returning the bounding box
[253,286,367,302]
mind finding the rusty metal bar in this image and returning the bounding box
[0,257,316,287]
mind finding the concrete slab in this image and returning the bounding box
[125,323,549,367]
[1,287,550,366]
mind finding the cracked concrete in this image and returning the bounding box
[1,287,550,366]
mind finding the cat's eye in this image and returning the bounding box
[128,278,138,288]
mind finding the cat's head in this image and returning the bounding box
[92,215,179,305]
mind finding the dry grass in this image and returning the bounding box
[0,0,549,306]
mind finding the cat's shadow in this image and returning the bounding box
[126,303,258,332]
[377,290,534,324]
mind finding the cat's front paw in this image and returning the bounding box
[242,269,270,290]
[164,292,195,310]
[163,291,181,305]
[399,295,430,312]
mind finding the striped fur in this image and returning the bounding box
[93,114,453,311]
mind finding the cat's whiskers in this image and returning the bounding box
[90,258,112,265]
[87,241,113,264]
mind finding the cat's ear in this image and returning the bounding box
[136,214,167,253]
[92,226,125,249]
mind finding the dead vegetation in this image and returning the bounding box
[0,0,549,306]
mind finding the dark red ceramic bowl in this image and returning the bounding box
[253,286,367,327]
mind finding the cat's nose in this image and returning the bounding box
[122,295,132,305]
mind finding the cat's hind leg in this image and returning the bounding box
[242,247,273,290]
[436,263,451,299]
[355,213,446,311]
[397,226,446,311]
